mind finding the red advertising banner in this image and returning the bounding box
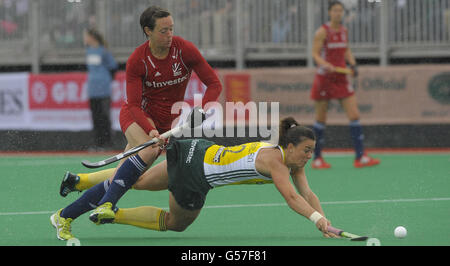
[0,71,208,131]
[110,71,127,108]
[221,73,252,122]
[29,72,127,110]
[29,72,88,109]
[224,74,251,103]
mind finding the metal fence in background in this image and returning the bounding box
[0,0,450,72]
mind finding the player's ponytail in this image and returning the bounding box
[278,117,315,148]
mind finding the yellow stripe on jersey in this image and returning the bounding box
[204,142,273,165]
[203,142,280,188]
[223,178,273,186]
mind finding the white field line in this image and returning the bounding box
[1,152,448,166]
[1,197,449,216]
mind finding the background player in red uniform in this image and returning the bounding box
[310,1,379,169]
[51,6,222,240]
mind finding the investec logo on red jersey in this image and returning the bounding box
[145,73,190,88]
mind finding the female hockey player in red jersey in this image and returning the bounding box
[310,1,380,169]
[52,6,222,239]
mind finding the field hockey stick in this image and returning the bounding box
[334,67,353,75]
[327,226,368,241]
[81,106,206,169]
[334,66,358,91]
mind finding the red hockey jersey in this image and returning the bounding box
[125,36,221,133]
[317,23,348,76]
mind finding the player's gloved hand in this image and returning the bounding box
[315,217,329,235]
[149,129,166,148]
[322,220,340,238]
[316,217,339,238]
[323,63,336,73]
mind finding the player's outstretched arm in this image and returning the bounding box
[290,167,337,238]
[268,158,330,235]
[290,166,326,218]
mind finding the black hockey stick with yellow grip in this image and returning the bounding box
[327,226,368,241]
[81,106,206,169]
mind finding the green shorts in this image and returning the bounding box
[166,139,215,210]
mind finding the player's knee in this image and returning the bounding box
[170,224,189,232]
[346,108,360,121]
[348,114,360,121]
[131,176,145,190]
[315,112,328,123]
[167,220,190,232]
[166,214,193,232]
[138,146,159,163]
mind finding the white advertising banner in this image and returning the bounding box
[0,72,29,130]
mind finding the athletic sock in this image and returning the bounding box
[349,120,365,160]
[60,180,110,219]
[75,168,116,191]
[114,206,167,231]
[313,121,326,159]
[97,155,147,207]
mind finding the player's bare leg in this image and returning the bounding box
[106,122,154,185]
[314,100,328,123]
[165,192,201,232]
[133,160,169,191]
[90,119,163,224]
[111,192,201,232]
[96,166,201,232]
[116,157,201,232]
[340,95,360,121]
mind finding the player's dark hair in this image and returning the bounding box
[278,117,316,148]
[328,0,344,10]
[140,6,171,37]
[86,28,107,48]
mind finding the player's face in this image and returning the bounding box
[287,139,315,168]
[83,31,96,47]
[150,16,174,48]
[329,4,344,23]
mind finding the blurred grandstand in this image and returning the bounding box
[0,0,449,151]
[1,0,450,70]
